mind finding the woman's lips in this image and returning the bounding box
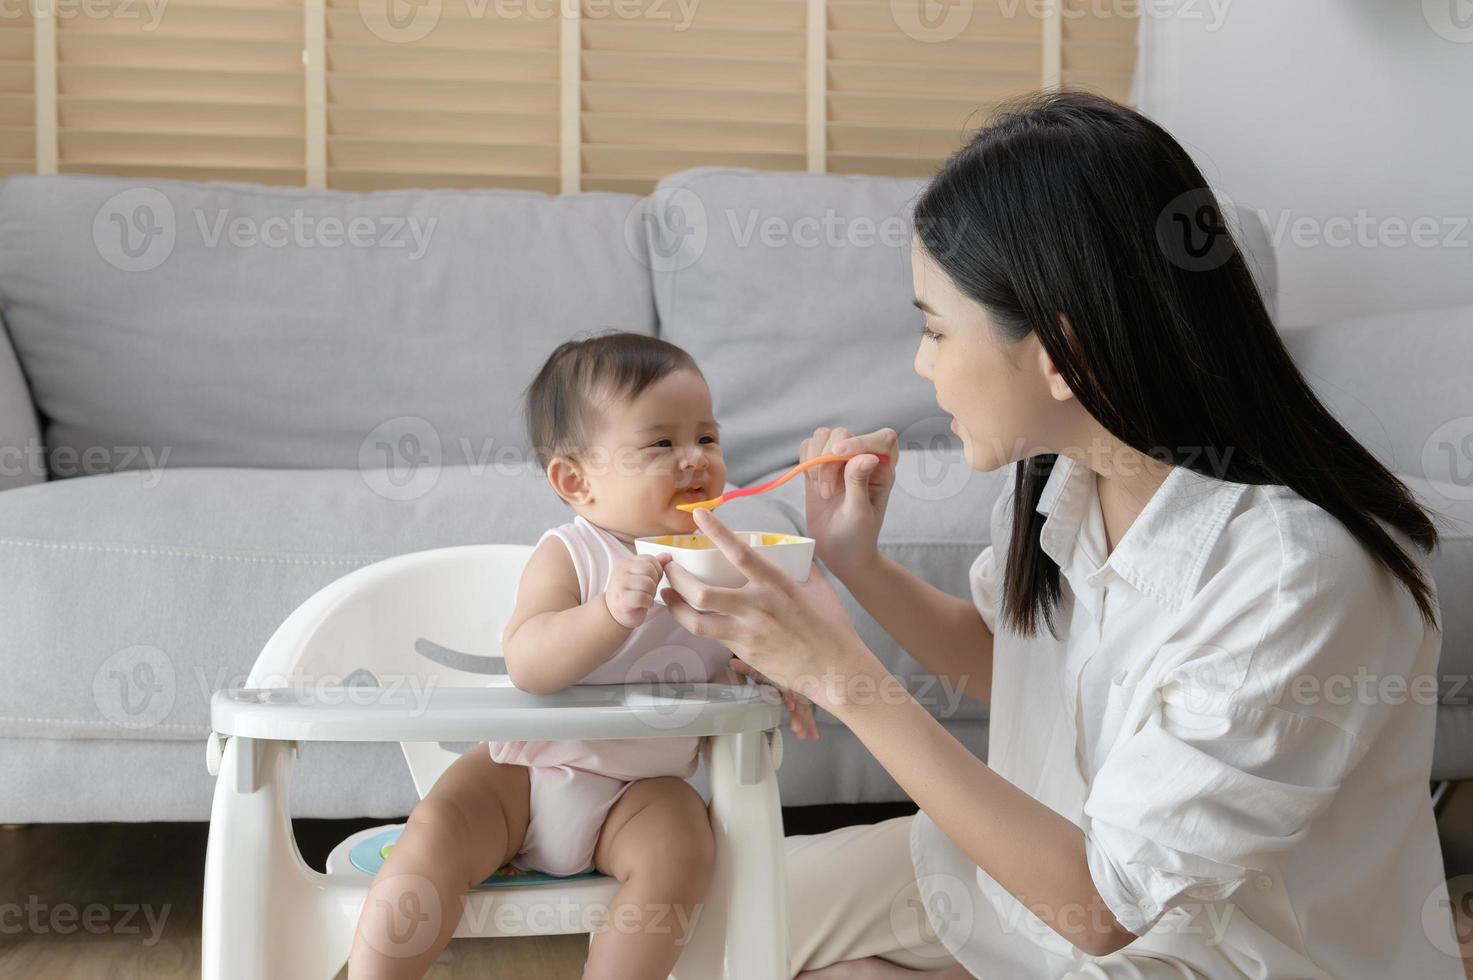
[950,417,959,432]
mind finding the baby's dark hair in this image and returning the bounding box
[523,330,704,471]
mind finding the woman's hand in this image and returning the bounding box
[660,507,877,713]
[729,659,820,740]
[802,426,899,581]
[603,553,672,629]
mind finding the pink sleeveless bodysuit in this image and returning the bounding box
[488,514,734,876]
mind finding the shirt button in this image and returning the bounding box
[1254,873,1273,891]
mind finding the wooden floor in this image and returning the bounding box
[1,794,1471,979]
[0,803,909,979]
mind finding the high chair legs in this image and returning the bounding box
[203,737,364,980]
[672,729,789,980]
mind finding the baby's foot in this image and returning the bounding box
[796,956,972,979]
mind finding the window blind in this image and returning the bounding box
[327,0,561,192]
[0,2,33,176]
[1061,0,1136,99]
[52,0,305,184]
[827,0,1043,179]
[580,0,807,193]
[23,0,1137,192]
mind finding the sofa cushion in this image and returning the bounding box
[0,175,657,476]
[1281,303,1473,695]
[0,465,791,741]
[1280,304,1473,486]
[644,168,1280,486]
[0,317,39,492]
[642,167,935,487]
[1400,477,1473,696]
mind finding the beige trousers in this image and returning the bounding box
[785,814,961,975]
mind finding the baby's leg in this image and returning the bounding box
[347,743,530,980]
[586,776,715,980]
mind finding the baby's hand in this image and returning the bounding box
[729,659,821,741]
[603,553,672,629]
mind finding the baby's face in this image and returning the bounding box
[557,369,726,543]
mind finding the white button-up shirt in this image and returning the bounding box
[910,454,1461,978]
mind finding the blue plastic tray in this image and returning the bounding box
[348,825,605,889]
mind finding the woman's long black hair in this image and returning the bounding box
[913,90,1439,636]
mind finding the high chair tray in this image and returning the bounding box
[211,681,783,742]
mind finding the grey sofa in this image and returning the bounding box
[0,169,1466,823]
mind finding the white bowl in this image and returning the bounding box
[635,530,815,609]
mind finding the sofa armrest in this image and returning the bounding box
[0,310,42,490]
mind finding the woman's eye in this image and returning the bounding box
[700,435,718,445]
[921,326,942,342]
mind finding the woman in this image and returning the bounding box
[660,91,1460,979]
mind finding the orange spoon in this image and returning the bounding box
[676,452,892,512]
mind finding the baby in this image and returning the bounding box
[349,331,815,980]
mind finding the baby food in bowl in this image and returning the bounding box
[636,531,815,607]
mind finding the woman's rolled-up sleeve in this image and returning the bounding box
[1080,534,1413,937]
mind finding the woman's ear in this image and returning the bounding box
[546,455,593,506]
[1038,318,1078,403]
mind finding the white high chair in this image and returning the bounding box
[201,544,789,980]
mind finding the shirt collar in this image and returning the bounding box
[1034,454,1247,614]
